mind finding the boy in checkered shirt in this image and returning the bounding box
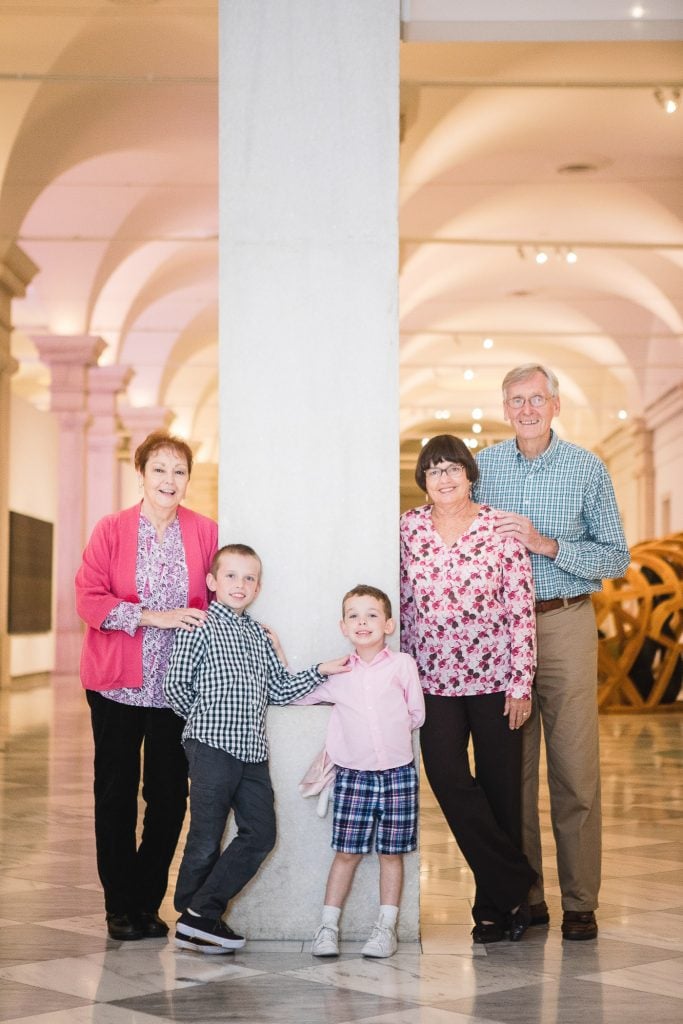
[163,543,348,954]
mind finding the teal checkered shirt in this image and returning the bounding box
[474,432,630,601]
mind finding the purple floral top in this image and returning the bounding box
[101,515,188,708]
[400,504,536,699]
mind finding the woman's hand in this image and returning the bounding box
[318,656,352,677]
[140,607,208,631]
[504,695,532,730]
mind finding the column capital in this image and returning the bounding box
[87,364,134,422]
[0,241,39,301]
[0,349,18,378]
[87,364,135,395]
[33,334,107,368]
[33,334,107,415]
[119,404,173,437]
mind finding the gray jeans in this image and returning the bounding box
[174,739,276,919]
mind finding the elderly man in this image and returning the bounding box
[474,364,630,940]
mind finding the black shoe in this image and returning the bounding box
[106,912,144,941]
[137,911,169,938]
[508,903,531,942]
[529,900,550,926]
[471,921,504,944]
[176,910,246,949]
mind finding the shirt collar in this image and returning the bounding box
[515,428,559,467]
[348,646,393,668]
[210,600,253,624]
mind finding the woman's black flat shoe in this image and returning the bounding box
[472,922,504,944]
[508,903,531,942]
[137,911,169,938]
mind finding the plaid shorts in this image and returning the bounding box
[331,762,418,855]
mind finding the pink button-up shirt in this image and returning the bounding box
[295,647,425,771]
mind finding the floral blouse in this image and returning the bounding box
[100,515,189,709]
[400,504,536,699]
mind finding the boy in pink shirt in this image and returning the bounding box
[295,584,425,958]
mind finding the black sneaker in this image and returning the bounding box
[176,910,246,949]
[175,932,236,955]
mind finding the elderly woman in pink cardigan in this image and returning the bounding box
[76,431,217,942]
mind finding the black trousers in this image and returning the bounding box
[175,739,276,918]
[86,690,189,916]
[420,691,537,926]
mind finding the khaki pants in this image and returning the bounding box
[523,599,601,912]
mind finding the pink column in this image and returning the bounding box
[33,335,106,675]
[0,243,38,689]
[86,365,134,534]
[118,405,173,509]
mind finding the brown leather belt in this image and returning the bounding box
[535,594,591,614]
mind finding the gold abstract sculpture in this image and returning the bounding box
[593,533,683,711]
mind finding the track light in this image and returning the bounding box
[535,249,548,265]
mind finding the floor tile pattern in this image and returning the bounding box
[1,675,682,1023]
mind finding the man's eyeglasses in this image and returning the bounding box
[505,394,551,409]
[425,464,466,482]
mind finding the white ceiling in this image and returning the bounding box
[2,1,682,461]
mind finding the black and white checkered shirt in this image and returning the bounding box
[163,601,324,762]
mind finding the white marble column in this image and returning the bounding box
[33,335,106,674]
[0,243,38,689]
[219,2,407,939]
[86,365,134,535]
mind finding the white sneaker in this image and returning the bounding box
[361,921,397,958]
[311,924,339,956]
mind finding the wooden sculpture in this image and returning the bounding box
[593,533,683,712]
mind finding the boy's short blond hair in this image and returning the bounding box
[341,584,392,619]
[210,544,262,579]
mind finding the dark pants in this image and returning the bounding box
[86,690,188,916]
[420,691,537,926]
[174,739,277,919]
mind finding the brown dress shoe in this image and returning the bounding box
[562,910,598,941]
[529,900,550,925]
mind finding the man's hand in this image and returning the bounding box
[493,512,559,558]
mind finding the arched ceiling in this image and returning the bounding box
[2,2,681,469]
[400,37,683,460]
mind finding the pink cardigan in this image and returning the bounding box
[75,503,218,691]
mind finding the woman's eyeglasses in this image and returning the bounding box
[425,464,466,482]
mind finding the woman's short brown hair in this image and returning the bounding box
[415,434,479,492]
[134,431,194,476]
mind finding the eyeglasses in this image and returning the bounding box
[425,464,466,482]
[505,394,551,409]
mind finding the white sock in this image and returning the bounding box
[378,905,398,928]
[321,905,341,928]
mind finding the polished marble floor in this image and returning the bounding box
[1,674,682,1024]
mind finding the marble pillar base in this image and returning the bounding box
[225,705,420,941]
